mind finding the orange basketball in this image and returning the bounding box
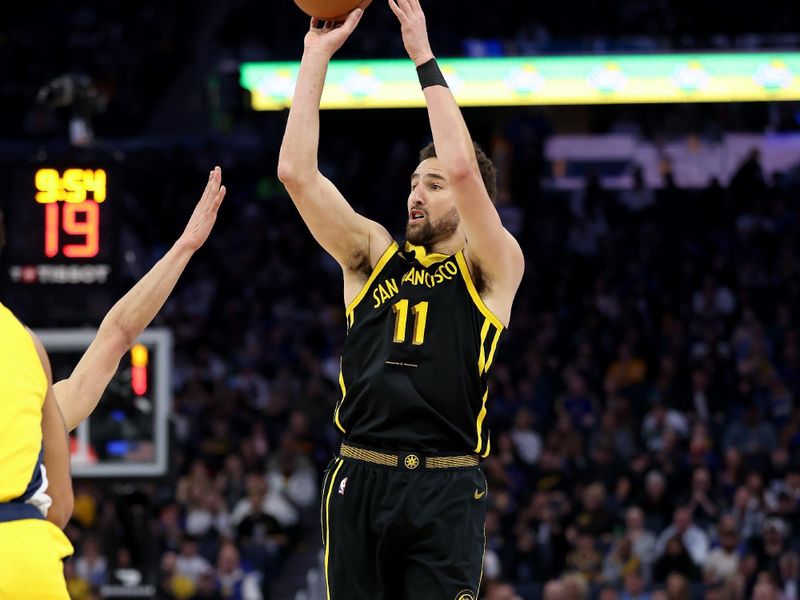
[293,0,361,19]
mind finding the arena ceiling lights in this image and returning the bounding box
[241,52,800,109]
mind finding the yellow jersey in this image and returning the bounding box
[0,301,47,504]
[0,302,73,599]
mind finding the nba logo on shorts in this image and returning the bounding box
[338,477,348,496]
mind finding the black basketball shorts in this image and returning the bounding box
[320,444,487,600]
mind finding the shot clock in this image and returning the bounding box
[1,161,120,325]
[36,167,106,259]
[3,164,116,286]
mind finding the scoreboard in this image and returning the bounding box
[4,165,115,286]
[1,160,122,326]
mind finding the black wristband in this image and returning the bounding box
[416,58,449,90]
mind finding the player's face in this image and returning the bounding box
[406,157,460,246]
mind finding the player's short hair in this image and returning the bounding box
[419,141,498,203]
[0,210,5,251]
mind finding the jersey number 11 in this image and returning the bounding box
[392,300,429,345]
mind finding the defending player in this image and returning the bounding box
[0,168,225,597]
[277,1,524,598]
[0,307,74,597]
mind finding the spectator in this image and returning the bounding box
[723,404,778,458]
[510,408,543,465]
[751,518,791,576]
[655,507,710,567]
[704,515,742,583]
[682,467,719,526]
[74,536,108,588]
[625,506,658,580]
[639,471,675,533]
[265,435,318,510]
[602,537,642,587]
[216,541,263,600]
[175,537,212,587]
[653,536,698,583]
[620,570,651,600]
[642,403,688,453]
[565,532,603,583]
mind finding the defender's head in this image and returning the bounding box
[405,142,497,247]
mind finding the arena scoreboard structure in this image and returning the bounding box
[36,328,173,477]
[4,165,115,286]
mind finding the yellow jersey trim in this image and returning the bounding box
[481,437,491,459]
[403,242,450,268]
[334,366,347,434]
[477,318,490,374]
[455,252,505,331]
[474,389,489,454]
[345,242,399,317]
[324,458,345,600]
[484,328,502,374]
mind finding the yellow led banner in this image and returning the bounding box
[241,53,800,109]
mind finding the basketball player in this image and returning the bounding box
[0,168,225,597]
[277,1,524,598]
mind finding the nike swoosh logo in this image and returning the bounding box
[474,489,486,500]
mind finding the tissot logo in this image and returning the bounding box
[9,264,111,285]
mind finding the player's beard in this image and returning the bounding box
[405,206,460,247]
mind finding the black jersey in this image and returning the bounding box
[335,241,505,456]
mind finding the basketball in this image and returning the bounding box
[293,0,361,20]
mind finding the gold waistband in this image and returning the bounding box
[340,442,479,470]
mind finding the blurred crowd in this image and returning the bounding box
[3,2,800,600]
[37,126,799,600]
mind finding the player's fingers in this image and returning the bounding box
[199,170,215,204]
[394,0,413,15]
[214,185,227,209]
[208,168,221,197]
[310,16,322,29]
[340,4,366,31]
[388,0,405,19]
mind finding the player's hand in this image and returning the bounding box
[179,166,226,252]
[303,0,371,57]
[388,0,434,66]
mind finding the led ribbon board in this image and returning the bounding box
[241,53,800,109]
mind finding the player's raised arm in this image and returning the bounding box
[53,168,226,432]
[30,331,74,529]
[277,0,392,272]
[388,0,523,316]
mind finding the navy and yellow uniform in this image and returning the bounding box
[0,302,73,599]
[323,242,504,600]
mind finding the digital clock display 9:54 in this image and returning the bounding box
[3,165,116,285]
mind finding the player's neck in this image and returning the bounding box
[424,233,466,257]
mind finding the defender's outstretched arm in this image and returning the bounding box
[53,168,226,432]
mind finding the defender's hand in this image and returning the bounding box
[303,0,371,57]
[179,166,226,252]
[388,0,434,66]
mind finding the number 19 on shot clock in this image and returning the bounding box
[36,167,106,259]
[3,165,116,286]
